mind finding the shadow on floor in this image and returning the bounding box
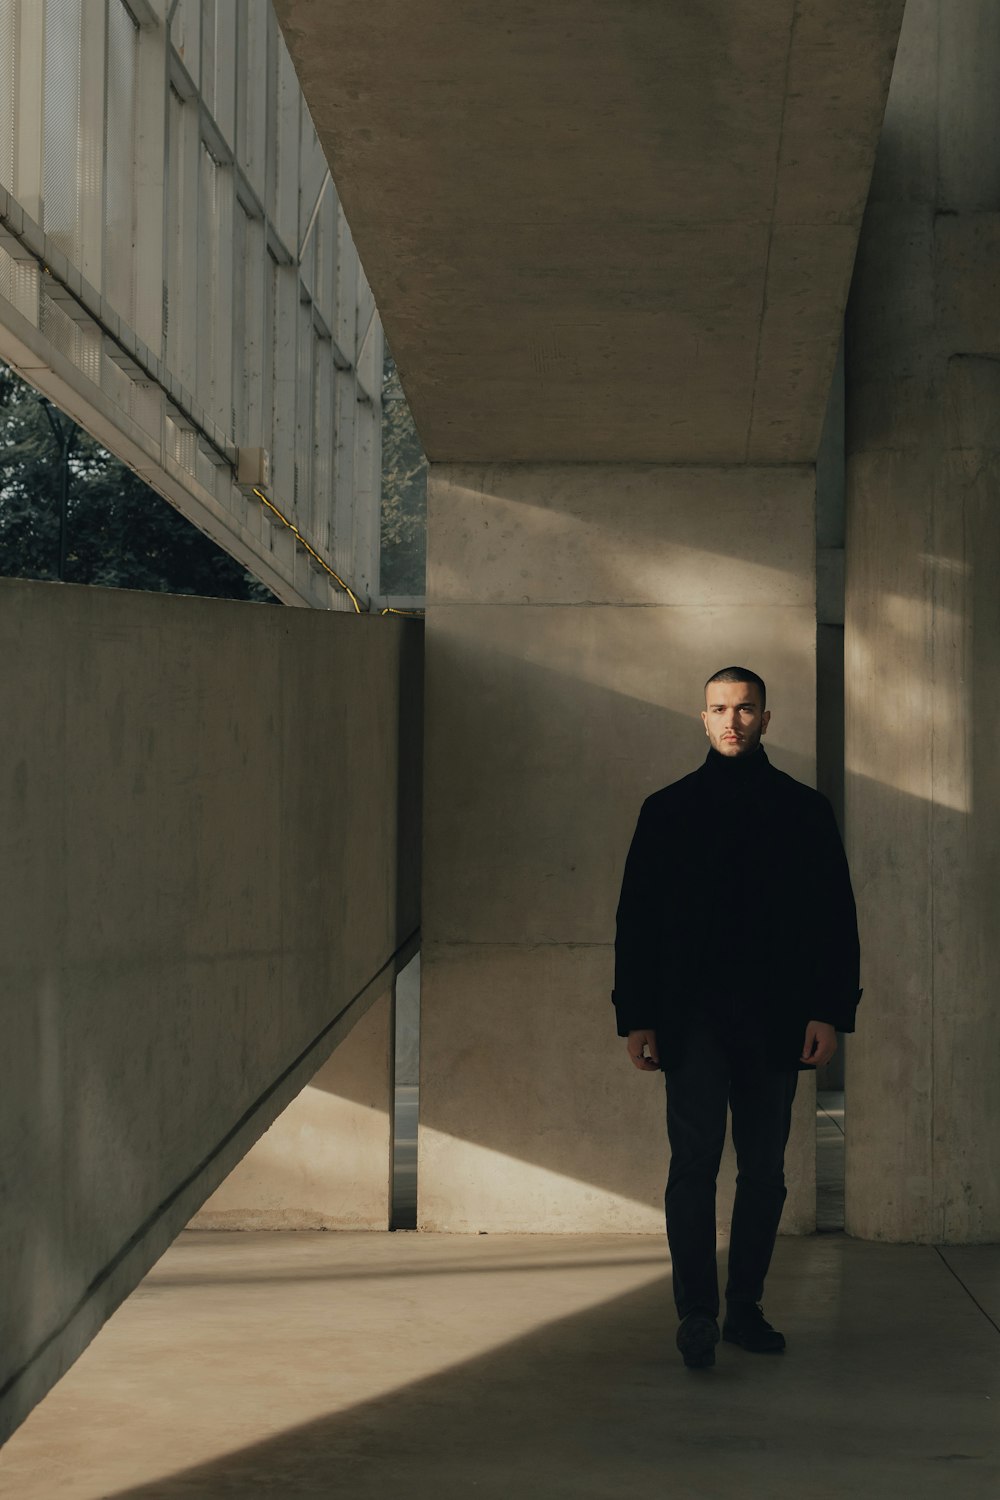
[147,1250,667,1292]
[105,1239,999,1500]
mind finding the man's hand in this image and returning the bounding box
[800,1020,837,1067]
[627,1029,660,1072]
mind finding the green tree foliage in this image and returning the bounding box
[380,350,427,597]
[0,362,276,602]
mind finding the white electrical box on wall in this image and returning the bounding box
[236,447,270,493]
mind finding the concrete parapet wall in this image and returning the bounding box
[0,579,422,1440]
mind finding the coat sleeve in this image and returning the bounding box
[810,798,863,1032]
[612,798,663,1037]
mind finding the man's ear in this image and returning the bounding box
[761,710,771,736]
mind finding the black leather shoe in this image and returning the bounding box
[676,1312,720,1369]
[722,1302,786,1353]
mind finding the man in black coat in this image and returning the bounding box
[613,666,860,1370]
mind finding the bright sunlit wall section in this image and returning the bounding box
[0,0,389,609]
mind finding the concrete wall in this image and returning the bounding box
[0,579,422,1441]
[845,0,1000,1241]
[420,464,818,1233]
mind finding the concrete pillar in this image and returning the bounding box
[845,0,1000,1241]
[420,464,818,1233]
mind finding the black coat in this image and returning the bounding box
[613,747,861,1068]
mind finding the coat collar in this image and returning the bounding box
[700,745,771,781]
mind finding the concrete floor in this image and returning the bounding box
[1,1227,998,1499]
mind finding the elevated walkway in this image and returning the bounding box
[2,1229,997,1497]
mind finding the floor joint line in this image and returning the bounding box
[933,1245,1000,1336]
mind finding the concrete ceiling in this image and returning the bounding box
[274,1,904,465]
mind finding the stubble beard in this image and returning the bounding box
[715,726,762,758]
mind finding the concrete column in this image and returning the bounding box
[420,464,818,1233]
[845,0,1000,1241]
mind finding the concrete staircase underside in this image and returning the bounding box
[274,0,905,464]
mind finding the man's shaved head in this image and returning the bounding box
[704,666,767,711]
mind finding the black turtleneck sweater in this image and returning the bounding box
[612,746,861,1067]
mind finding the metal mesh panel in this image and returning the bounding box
[313,331,332,548]
[104,0,138,321]
[314,186,335,329]
[232,204,248,443]
[100,344,132,411]
[164,85,186,379]
[0,242,40,322]
[0,241,12,305]
[38,285,75,360]
[42,0,83,256]
[132,380,159,438]
[0,0,17,192]
[166,411,197,475]
[332,366,355,585]
[200,0,216,116]
[38,283,100,384]
[272,39,297,249]
[196,140,219,414]
[269,255,297,509]
[11,258,38,322]
[241,212,264,446]
[295,298,313,525]
[238,0,268,186]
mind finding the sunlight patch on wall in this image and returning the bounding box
[846,587,970,814]
[429,479,814,610]
[193,1086,391,1231]
[417,1127,664,1234]
[192,993,395,1232]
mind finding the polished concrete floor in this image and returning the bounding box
[1,1226,998,1499]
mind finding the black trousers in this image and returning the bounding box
[664,1021,798,1320]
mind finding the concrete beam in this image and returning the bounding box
[274,0,903,464]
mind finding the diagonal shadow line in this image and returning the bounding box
[100,1279,672,1500]
[144,1253,669,1292]
[97,1240,1000,1500]
[0,928,419,1412]
[933,1248,1000,1338]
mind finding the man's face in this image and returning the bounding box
[701,681,770,757]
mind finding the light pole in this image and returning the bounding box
[40,400,75,582]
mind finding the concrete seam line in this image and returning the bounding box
[423,940,612,949]
[0,926,420,1407]
[932,1247,1000,1338]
